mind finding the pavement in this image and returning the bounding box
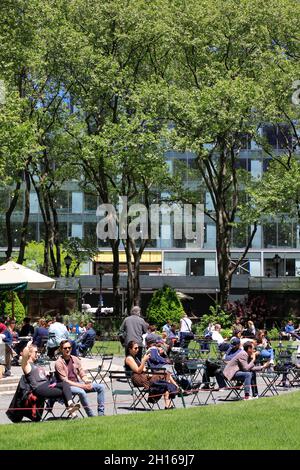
[0,356,298,424]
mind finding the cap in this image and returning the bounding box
[230,337,241,346]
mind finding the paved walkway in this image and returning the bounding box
[0,356,298,424]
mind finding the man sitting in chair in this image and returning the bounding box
[55,339,105,417]
[76,321,96,357]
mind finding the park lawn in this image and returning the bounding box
[1,391,300,450]
[92,340,123,356]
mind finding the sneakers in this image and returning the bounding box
[243,395,258,400]
[3,370,13,378]
[67,403,80,415]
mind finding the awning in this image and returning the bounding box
[0,282,27,292]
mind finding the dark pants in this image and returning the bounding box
[34,381,72,406]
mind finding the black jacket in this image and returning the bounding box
[6,375,44,423]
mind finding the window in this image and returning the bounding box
[84,193,98,212]
[72,192,83,213]
[71,224,83,239]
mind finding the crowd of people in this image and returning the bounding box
[2,307,300,420]
[0,314,97,377]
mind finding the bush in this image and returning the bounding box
[0,292,26,324]
[267,327,280,341]
[196,304,233,336]
[146,284,185,329]
[63,311,94,326]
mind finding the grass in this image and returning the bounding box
[92,340,124,356]
[1,391,300,450]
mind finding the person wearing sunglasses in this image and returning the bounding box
[55,340,105,417]
[125,340,179,409]
[21,341,80,417]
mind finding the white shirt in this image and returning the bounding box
[180,317,192,333]
[212,331,224,345]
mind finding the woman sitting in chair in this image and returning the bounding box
[21,341,80,418]
[125,340,178,409]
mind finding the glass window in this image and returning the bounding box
[30,192,39,214]
[72,192,83,213]
[84,222,97,242]
[0,191,9,212]
[71,223,83,239]
[54,191,69,212]
[278,221,295,248]
[263,222,277,248]
[84,193,98,212]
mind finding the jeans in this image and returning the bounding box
[71,382,105,417]
[233,371,252,396]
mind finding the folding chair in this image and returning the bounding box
[87,354,114,388]
[289,366,300,387]
[109,370,136,414]
[42,394,84,421]
[258,371,279,397]
[223,378,244,401]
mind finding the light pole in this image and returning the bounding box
[98,265,105,315]
[64,254,73,278]
[272,254,281,278]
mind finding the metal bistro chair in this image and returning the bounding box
[109,370,136,414]
[87,354,114,388]
[42,394,84,421]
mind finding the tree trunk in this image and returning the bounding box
[17,170,31,264]
[110,239,121,316]
[215,210,233,310]
[5,181,21,261]
[49,195,61,277]
[124,239,134,313]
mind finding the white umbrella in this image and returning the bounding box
[0,261,55,289]
[176,291,194,300]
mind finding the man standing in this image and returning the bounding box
[55,340,105,417]
[119,306,148,360]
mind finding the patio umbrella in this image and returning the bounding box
[0,261,55,289]
[176,291,194,300]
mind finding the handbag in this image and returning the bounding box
[182,319,194,340]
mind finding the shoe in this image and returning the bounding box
[3,371,13,378]
[243,396,253,400]
[252,395,259,399]
[69,413,79,419]
[164,405,175,410]
[67,403,80,415]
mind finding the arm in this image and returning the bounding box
[125,354,150,374]
[55,359,92,390]
[21,343,32,375]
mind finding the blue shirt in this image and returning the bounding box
[285,324,295,333]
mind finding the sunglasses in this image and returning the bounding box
[132,347,139,350]
[63,346,71,350]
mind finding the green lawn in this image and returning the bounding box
[1,391,300,450]
[92,340,124,356]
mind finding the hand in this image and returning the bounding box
[262,361,270,369]
[49,382,57,388]
[83,383,93,391]
[85,379,92,384]
[143,353,151,362]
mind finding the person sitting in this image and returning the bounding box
[255,330,275,366]
[146,338,172,372]
[243,320,256,339]
[224,337,242,362]
[76,321,96,356]
[162,320,172,336]
[144,325,162,346]
[20,317,34,337]
[284,320,300,341]
[125,340,178,409]
[21,341,80,418]
[47,315,70,359]
[223,341,270,400]
[55,340,105,417]
[212,324,230,352]
[33,318,49,349]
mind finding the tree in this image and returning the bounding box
[156,0,300,308]
[146,285,185,329]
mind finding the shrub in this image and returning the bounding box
[196,304,233,336]
[267,327,280,341]
[63,311,94,326]
[0,292,26,324]
[146,284,185,329]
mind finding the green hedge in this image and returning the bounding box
[146,284,185,329]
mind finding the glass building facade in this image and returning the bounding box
[0,125,300,277]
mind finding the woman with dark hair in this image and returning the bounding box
[125,340,178,409]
